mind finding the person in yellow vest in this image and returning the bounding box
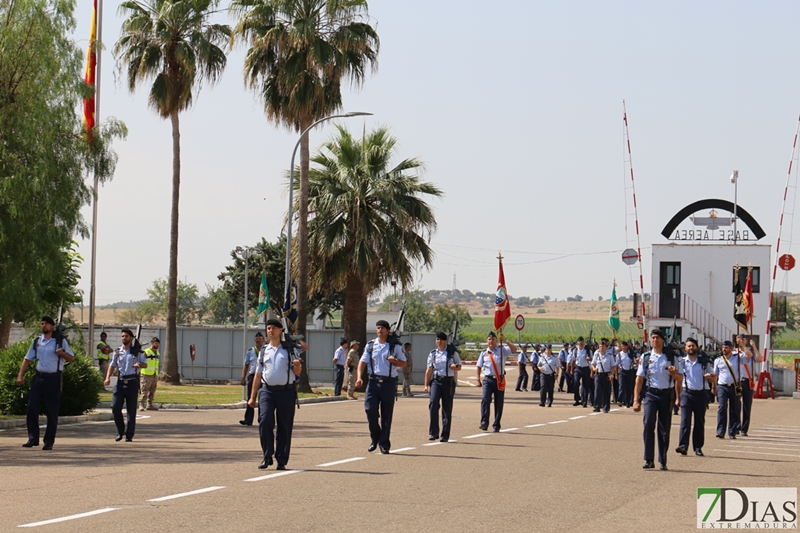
[139,337,161,411]
[97,332,113,382]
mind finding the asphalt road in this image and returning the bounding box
[1,369,798,532]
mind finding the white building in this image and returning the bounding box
[646,198,771,349]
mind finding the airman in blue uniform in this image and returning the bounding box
[424,332,462,442]
[711,340,744,439]
[104,328,147,442]
[558,342,571,393]
[675,337,715,457]
[515,343,529,392]
[239,331,265,426]
[537,344,559,407]
[333,337,348,396]
[736,336,758,436]
[17,316,75,450]
[570,336,594,407]
[591,338,617,413]
[616,341,636,408]
[476,331,517,432]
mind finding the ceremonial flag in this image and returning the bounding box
[82,0,98,143]
[494,255,511,331]
[256,272,269,317]
[733,264,751,330]
[283,279,298,333]
[608,281,620,332]
[743,268,754,331]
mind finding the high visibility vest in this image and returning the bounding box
[97,340,110,361]
[141,348,160,376]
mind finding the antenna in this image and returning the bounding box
[452,272,457,291]
[622,101,648,344]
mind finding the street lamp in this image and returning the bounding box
[283,111,373,316]
[731,170,739,243]
[235,246,252,365]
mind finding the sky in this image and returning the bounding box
[70,0,800,307]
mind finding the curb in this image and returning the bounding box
[96,395,348,410]
[0,412,112,430]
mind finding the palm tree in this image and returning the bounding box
[302,125,442,348]
[114,0,230,383]
[230,0,379,348]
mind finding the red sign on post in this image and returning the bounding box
[190,344,196,362]
[779,254,795,271]
[514,315,525,331]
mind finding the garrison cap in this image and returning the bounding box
[435,332,448,340]
[487,331,497,339]
[151,336,160,343]
[650,328,666,340]
[376,320,391,329]
[722,340,733,347]
[266,319,283,329]
[121,327,134,336]
[42,316,55,326]
[254,332,264,339]
[340,337,349,345]
[685,337,699,346]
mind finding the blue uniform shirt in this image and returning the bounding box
[24,335,74,373]
[617,351,634,371]
[711,354,741,385]
[636,351,682,389]
[566,348,576,365]
[538,354,559,374]
[476,345,512,377]
[558,349,569,364]
[257,343,300,386]
[244,346,259,375]
[517,351,528,365]
[681,356,710,391]
[738,350,754,382]
[591,351,617,373]
[111,346,147,376]
[334,346,347,366]
[531,351,540,366]
[360,339,406,378]
[427,348,462,378]
[574,347,592,368]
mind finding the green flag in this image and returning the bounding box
[608,282,620,332]
[257,272,269,317]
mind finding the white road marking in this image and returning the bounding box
[721,445,800,452]
[764,425,800,429]
[715,449,800,458]
[588,412,602,416]
[462,433,490,439]
[548,420,567,425]
[499,428,519,432]
[610,408,621,412]
[423,442,443,446]
[569,416,586,420]
[524,424,546,428]
[389,447,415,454]
[147,486,226,501]
[245,470,304,482]
[18,508,120,528]
[316,457,364,467]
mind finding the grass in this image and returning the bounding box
[462,316,642,341]
[98,383,335,405]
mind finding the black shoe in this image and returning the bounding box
[603,410,609,413]
[742,432,748,437]
[22,440,39,448]
[258,457,273,470]
[716,434,724,439]
[572,401,581,406]
[125,437,133,442]
[582,404,588,408]
[379,448,389,454]
[479,425,488,431]
[493,428,500,433]
[660,464,668,471]
[539,403,545,407]
[675,446,688,456]
[368,442,377,452]
[592,408,600,412]
[428,435,438,441]
[522,388,528,392]
[276,464,286,470]
[42,443,53,450]
[115,434,123,442]
[729,434,736,440]
[440,437,448,443]
[643,461,655,469]
[547,404,552,407]
[695,449,704,457]
[239,420,251,426]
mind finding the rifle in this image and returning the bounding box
[54,302,67,391]
[387,301,406,401]
[446,306,463,396]
[280,317,304,409]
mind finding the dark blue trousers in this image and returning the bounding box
[531,367,541,391]
[515,365,528,391]
[740,380,753,434]
[333,365,345,396]
[243,373,259,425]
[539,373,555,406]
[618,369,635,407]
[481,377,504,430]
[716,384,741,437]
[26,373,60,445]
[429,377,454,439]
[679,390,707,451]
[642,389,673,465]
[559,363,570,392]
[594,374,611,411]
[612,375,619,403]
[112,377,139,439]
[365,378,397,451]
[258,385,297,465]
[574,367,594,406]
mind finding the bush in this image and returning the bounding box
[536,308,546,314]
[0,337,102,416]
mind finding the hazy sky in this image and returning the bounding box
[71,0,800,308]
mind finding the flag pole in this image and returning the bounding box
[87,0,103,358]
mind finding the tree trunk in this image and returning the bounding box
[295,118,312,392]
[164,110,181,384]
[343,272,368,351]
[0,313,13,350]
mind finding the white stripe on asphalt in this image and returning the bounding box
[715,449,800,458]
[499,428,519,432]
[317,457,364,467]
[147,486,226,501]
[524,424,546,428]
[722,440,800,447]
[610,408,621,412]
[245,470,304,482]
[18,508,120,528]
[569,416,586,420]
[548,420,567,425]
[423,442,443,446]
[389,447,415,454]
[721,445,800,452]
[588,412,602,416]
[462,433,490,439]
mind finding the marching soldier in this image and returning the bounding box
[424,332,462,442]
[737,336,758,437]
[676,337,715,457]
[356,320,407,454]
[402,342,414,397]
[570,336,594,407]
[591,338,617,413]
[332,337,348,397]
[249,319,307,470]
[633,329,683,471]
[476,331,517,432]
[17,316,75,450]
[529,344,541,391]
[139,337,161,411]
[104,328,147,442]
[558,342,571,393]
[239,332,265,426]
[537,344,559,407]
[515,343,529,392]
[617,341,636,408]
[711,340,743,440]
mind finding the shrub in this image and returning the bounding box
[0,336,102,416]
[536,308,546,314]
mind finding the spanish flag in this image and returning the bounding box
[494,254,511,331]
[83,0,98,143]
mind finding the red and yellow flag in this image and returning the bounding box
[494,254,511,331]
[83,0,98,143]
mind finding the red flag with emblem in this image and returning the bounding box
[82,0,98,143]
[494,256,511,331]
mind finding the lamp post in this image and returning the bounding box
[283,111,372,317]
[236,246,252,365]
[731,170,739,243]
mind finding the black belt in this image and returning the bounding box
[335,364,344,367]
[36,371,58,376]
[265,384,293,391]
[719,383,735,387]
[371,375,396,383]
[597,372,609,376]
[649,387,671,393]
[684,389,706,394]
[120,374,138,379]
[433,375,453,380]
